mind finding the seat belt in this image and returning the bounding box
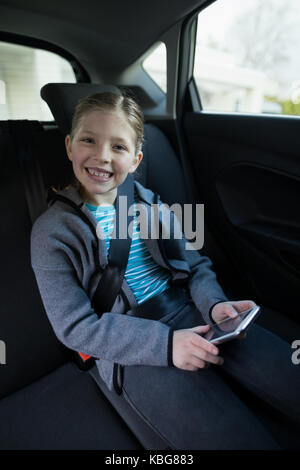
[48,173,135,370]
[7,120,48,224]
[91,173,134,313]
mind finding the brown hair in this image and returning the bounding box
[71,91,144,153]
[51,90,144,200]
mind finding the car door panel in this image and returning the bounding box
[183,112,300,323]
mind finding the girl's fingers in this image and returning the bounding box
[191,348,224,366]
[189,324,211,334]
[221,300,256,319]
[190,356,207,369]
[232,300,256,313]
[222,304,239,318]
[191,332,219,356]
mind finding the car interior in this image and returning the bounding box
[0,0,299,450]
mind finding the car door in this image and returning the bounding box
[178,0,300,331]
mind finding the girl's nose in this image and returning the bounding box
[94,145,111,162]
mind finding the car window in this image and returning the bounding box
[142,42,167,93]
[194,0,300,116]
[0,41,76,121]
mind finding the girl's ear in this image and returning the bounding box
[129,151,143,174]
[65,134,72,161]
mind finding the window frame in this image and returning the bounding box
[0,31,90,83]
[175,1,216,119]
[188,0,300,118]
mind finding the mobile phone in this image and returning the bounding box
[204,306,261,345]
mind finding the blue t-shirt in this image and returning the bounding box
[85,190,172,304]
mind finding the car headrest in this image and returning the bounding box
[41,83,122,136]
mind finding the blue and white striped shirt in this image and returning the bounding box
[85,191,172,304]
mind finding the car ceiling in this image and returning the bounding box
[0,0,206,77]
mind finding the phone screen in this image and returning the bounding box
[204,308,253,343]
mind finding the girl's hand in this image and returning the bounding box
[172,325,224,371]
[211,300,257,324]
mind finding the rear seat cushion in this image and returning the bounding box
[0,362,142,450]
[0,122,69,399]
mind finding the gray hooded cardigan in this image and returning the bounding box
[30,180,228,391]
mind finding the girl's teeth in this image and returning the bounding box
[88,168,111,177]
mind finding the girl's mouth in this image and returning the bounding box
[85,167,113,182]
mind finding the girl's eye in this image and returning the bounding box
[113,144,126,151]
[81,137,94,143]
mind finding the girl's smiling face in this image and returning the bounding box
[65,108,143,206]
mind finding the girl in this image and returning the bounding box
[31,91,300,450]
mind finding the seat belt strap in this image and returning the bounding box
[91,173,134,313]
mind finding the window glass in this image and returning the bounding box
[0,41,76,120]
[194,0,300,115]
[143,42,167,93]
